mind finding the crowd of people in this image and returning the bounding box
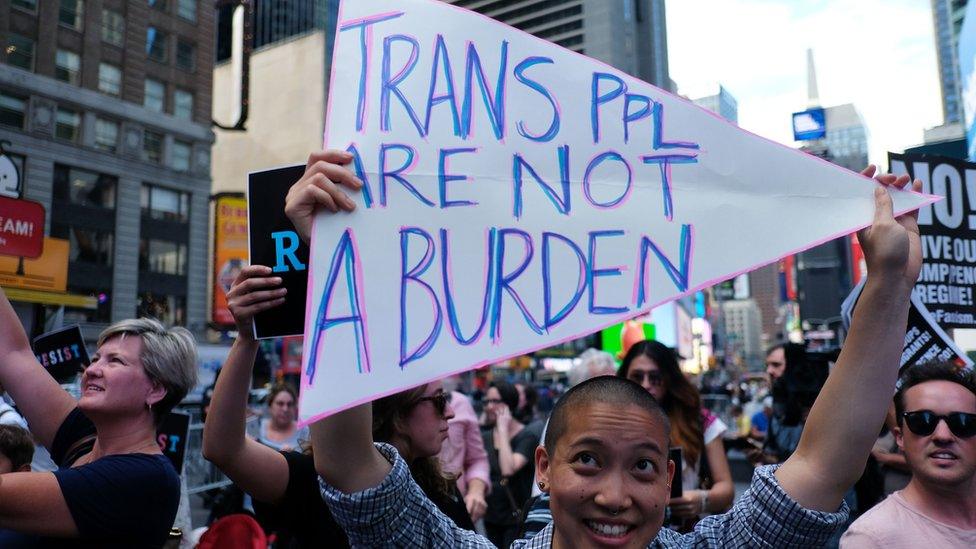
[0,150,973,548]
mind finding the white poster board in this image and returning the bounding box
[298,0,936,423]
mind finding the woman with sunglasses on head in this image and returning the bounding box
[202,265,474,547]
[617,340,735,529]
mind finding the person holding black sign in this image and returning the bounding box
[288,151,924,547]
[203,264,477,547]
[0,288,198,548]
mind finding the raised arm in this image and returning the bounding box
[202,265,291,503]
[0,289,75,448]
[776,167,922,511]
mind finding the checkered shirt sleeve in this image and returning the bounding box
[513,465,848,548]
[319,442,495,547]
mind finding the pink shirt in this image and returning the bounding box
[841,491,976,548]
[438,391,490,496]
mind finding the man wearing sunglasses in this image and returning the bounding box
[842,362,976,547]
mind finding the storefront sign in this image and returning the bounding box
[0,237,68,291]
[212,193,249,326]
[0,196,44,258]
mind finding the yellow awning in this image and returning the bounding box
[3,287,98,309]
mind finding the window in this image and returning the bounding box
[59,0,84,30]
[177,0,196,21]
[98,63,122,96]
[144,79,165,112]
[93,118,118,152]
[137,292,185,326]
[64,288,112,323]
[176,39,195,71]
[143,130,164,163]
[53,165,117,208]
[148,0,167,11]
[140,239,186,275]
[55,108,81,141]
[174,89,193,120]
[12,0,37,11]
[141,184,189,222]
[55,50,81,85]
[146,27,168,63]
[63,228,114,266]
[101,10,125,47]
[6,34,35,71]
[170,140,191,172]
[0,92,27,129]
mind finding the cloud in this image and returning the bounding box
[666,0,942,166]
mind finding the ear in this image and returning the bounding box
[666,458,676,489]
[535,444,551,492]
[893,425,904,451]
[147,379,167,408]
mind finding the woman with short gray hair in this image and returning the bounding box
[0,288,197,547]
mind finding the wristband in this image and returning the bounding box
[700,490,709,514]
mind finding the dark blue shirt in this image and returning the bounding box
[751,410,769,434]
[0,408,180,548]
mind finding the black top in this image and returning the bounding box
[253,450,474,547]
[0,408,180,548]
[483,425,538,526]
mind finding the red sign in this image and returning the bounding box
[0,196,44,258]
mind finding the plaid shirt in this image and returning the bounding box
[321,443,848,548]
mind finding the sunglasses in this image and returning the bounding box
[416,392,449,416]
[627,370,664,386]
[902,410,976,438]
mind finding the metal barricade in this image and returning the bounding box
[180,407,260,495]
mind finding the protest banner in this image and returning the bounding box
[213,193,249,327]
[156,411,191,474]
[247,164,309,338]
[841,280,973,386]
[889,153,976,329]
[0,196,44,259]
[32,325,90,384]
[297,0,936,422]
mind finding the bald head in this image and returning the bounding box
[544,376,670,453]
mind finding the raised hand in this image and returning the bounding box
[856,165,922,293]
[226,265,287,340]
[284,149,364,243]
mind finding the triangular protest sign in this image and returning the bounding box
[298,0,936,423]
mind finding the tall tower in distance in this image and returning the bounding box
[932,0,969,126]
[442,0,671,91]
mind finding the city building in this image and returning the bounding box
[721,299,763,370]
[932,0,969,126]
[442,0,672,90]
[692,85,738,124]
[0,0,215,338]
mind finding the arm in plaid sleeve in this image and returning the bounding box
[320,443,494,547]
[674,464,848,548]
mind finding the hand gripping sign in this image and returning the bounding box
[297,0,936,423]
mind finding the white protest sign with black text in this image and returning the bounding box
[298,0,936,422]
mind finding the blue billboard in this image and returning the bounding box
[960,1,976,161]
[792,107,827,141]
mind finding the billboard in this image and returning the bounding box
[792,107,827,141]
[212,193,248,326]
[0,237,68,291]
[0,196,44,258]
[960,0,976,161]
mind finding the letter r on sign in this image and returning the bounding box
[271,231,306,273]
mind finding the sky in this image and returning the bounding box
[665,0,944,168]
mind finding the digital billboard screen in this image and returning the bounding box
[792,107,827,141]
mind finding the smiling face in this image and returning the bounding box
[896,380,976,490]
[397,382,455,460]
[80,334,164,421]
[538,401,674,549]
[624,356,666,402]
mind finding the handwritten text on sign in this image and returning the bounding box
[298,0,933,422]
